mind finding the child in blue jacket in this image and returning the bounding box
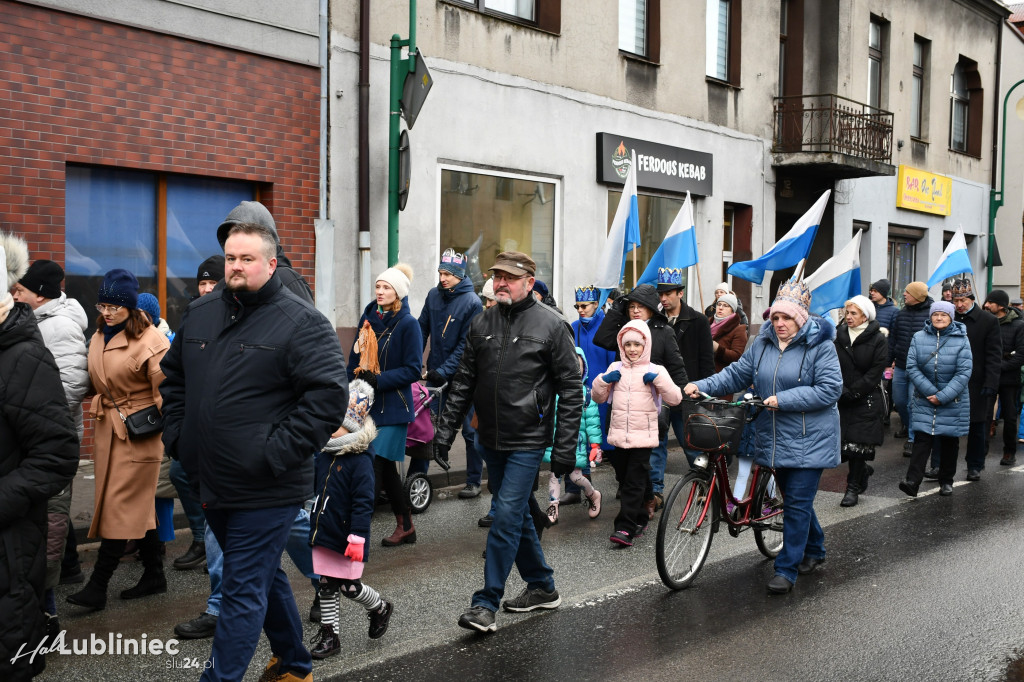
[544,348,603,523]
[308,379,393,659]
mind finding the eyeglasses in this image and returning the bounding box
[573,303,594,310]
[95,304,123,314]
[627,303,647,312]
[491,273,527,283]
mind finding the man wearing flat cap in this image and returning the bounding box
[433,251,582,633]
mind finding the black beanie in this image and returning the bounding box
[196,255,225,286]
[19,259,64,299]
[985,289,1010,310]
[869,278,891,299]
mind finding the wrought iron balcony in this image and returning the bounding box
[772,94,895,178]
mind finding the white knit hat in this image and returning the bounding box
[714,282,731,295]
[481,278,495,301]
[845,294,876,322]
[376,263,413,300]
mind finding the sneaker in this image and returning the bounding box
[478,515,493,528]
[586,489,602,519]
[368,600,393,639]
[966,469,981,481]
[459,483,481,499]
[546,502,559,525]
[609,530,633,547]
[502,587,561,612]
[923,468,939,480]
[458,605,496,633]
[310,624,340,659]
[633,522,648,539]
[174,612,218,640]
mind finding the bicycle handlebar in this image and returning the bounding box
[688,392,766,409]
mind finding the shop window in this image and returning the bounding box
[619,0,660,62]
[65,165,255,334]
[950,56,982,156]
[887,238,917,303]
[449,0,561,33]
[606,190,687,291]
[706,0,741,85]
[439,167,557,293]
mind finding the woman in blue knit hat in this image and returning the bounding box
[67,269,171,611]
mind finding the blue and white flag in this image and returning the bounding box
[638,191,699,286]
[594,150,640,296]
[804,230,863,315]
[728,190,831,284]
[926,224,972,288]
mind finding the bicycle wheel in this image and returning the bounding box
[656,471,717,590]
[752,469,784,558]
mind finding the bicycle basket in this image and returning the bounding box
[683,399,747,454]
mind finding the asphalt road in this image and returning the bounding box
[39,433,1024,682]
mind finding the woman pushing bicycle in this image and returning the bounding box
[684,277,842,595]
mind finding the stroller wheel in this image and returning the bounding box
[405,472,432,514]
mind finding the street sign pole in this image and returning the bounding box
[387,1,420,267]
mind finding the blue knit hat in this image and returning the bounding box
[438,248,467,279]
[137,293,160,323]
[97,269,139,309]
[533,280,550,298]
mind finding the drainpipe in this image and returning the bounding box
[314,0,336,321]
[986,21,1003,292]
[358,0,372,307]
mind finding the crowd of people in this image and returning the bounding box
[3,208,1022,678]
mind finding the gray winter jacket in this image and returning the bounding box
[33,293,89,437]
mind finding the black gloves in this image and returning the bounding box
[426,369,445,386]
[433,442,451,471]
[359,372,378,389]
[550,459,574,478]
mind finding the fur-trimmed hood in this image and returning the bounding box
[321,417,377,455]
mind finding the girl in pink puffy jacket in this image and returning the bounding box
[592,320,682,547]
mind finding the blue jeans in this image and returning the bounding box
[473,437,555,612]
[205,509,317,617]
[892,368,914,442]
[772,467,825,584]
[201,505,311,682]
[169,459,206,540]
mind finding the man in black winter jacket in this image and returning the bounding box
[595,283,688,511]
[0,236,79,682]
[983,289,1024,465]
[160,222,347,681]
[888,282,933,453]
[951,278,1003,480]
[434,251,582,635]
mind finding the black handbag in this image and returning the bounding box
[682,399,747,454]
[100,384,163,439]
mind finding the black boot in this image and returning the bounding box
[67,538,125,611]
[840,487,860,507]
[121,530,166,600]
[859,463,874,494]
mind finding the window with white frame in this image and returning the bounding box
[484,0,534,21]
[706,0,730,80]
[619,0,647,56]
[950,61,969,152]
[867,17,884,110]
[911,37,928,139]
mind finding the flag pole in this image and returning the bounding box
[694,262,705,311]
[632,247,638,289]
[793,258,807,280]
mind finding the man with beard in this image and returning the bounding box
[160,222,347,682]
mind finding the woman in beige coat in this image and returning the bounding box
[67,269,169,611]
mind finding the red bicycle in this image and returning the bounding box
[655,394,784,590]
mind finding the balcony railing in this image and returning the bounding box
[773,94,893,163]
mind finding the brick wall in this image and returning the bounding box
[1,1,321,459]
[0,1,320,277]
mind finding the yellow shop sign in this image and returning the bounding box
[896,165,952,216]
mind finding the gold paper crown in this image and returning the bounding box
[774,277,812,310]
